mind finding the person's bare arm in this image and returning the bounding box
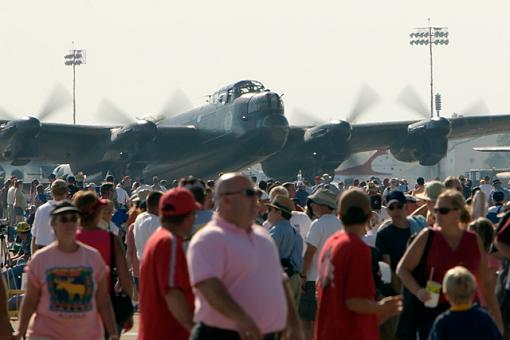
[396,229,430,302]
[0,277,13,338]
[301,244,317,278]
[125,224,135,270]
[346,295,402,324]
[476,235,503,334]
[15,280,41,337]
[30,236,37,256]
[282,279,304,340]
[96,277,117,337]
[195,278,261,340]
[114,235,133,300]
[164,288,194,331]
[411,204,427,217]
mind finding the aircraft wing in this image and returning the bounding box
[348,120,414,153]
[448,114,510,139]
[348,114,510,154]
[27,123,113,162]
[0,121,207,165]
[473,146,510,152]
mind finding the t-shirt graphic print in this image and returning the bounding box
[46,266,94,314]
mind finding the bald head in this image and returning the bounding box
[215,173,253,201]
[215,173,257,230]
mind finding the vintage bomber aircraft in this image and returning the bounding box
[3,80,510,181]
[261,114,510,181]
[0,80,289,180]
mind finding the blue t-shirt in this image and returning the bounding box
[428,304,502,340]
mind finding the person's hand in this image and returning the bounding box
[300,275,307,292]
[415,288,431,304]
[235,313,262,340]
[123,316,134,332]
[377,295,403,324]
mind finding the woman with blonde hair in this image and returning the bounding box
[470,189,488,221]
[397,190,503,339]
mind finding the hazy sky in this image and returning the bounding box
[1,0,509,126]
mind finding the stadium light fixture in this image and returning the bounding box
[409,19,449,118]
[64,42,86,124]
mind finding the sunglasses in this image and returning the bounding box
[220,188,256,197]
[434,207,458,215]
[388,203,404,210]
[57,214,79,223]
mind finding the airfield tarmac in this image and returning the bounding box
[10,314,140,339]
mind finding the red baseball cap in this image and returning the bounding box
[159,187,202,217]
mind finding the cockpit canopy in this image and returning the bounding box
[210,80,265,105]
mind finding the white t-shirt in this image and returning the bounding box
[31,200,58,246]
[7,187,15,205]
[262,212,311,237]
[363,228,377,248]
[305,214,343,281]
[115,186,130,206]
[133,212,160,260]
[290,211,312,253]
[480,184,492,202]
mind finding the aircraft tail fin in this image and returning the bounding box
[335,148,391,176]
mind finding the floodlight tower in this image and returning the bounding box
[409,19,449,118]
[64,42,86,124]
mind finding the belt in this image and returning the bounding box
[194,323,282,340]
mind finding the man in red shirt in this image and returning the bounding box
[139,187,201,340]
[315,189,402,340]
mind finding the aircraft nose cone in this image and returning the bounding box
[261,114,289,129]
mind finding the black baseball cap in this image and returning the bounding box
[386,191,407,206]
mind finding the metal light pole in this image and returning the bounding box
[64,42,86,124]
[409,19,449,118]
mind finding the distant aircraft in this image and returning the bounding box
[473,146,510,152]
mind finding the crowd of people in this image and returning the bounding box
[0,171,509,339]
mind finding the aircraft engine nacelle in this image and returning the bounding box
[303,120,352,156]
[107,120,158,161]
[390,117,451,166]
[0,117,41,161]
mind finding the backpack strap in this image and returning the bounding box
[109,232,115,292]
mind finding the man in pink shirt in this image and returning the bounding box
[187,173,303,340]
